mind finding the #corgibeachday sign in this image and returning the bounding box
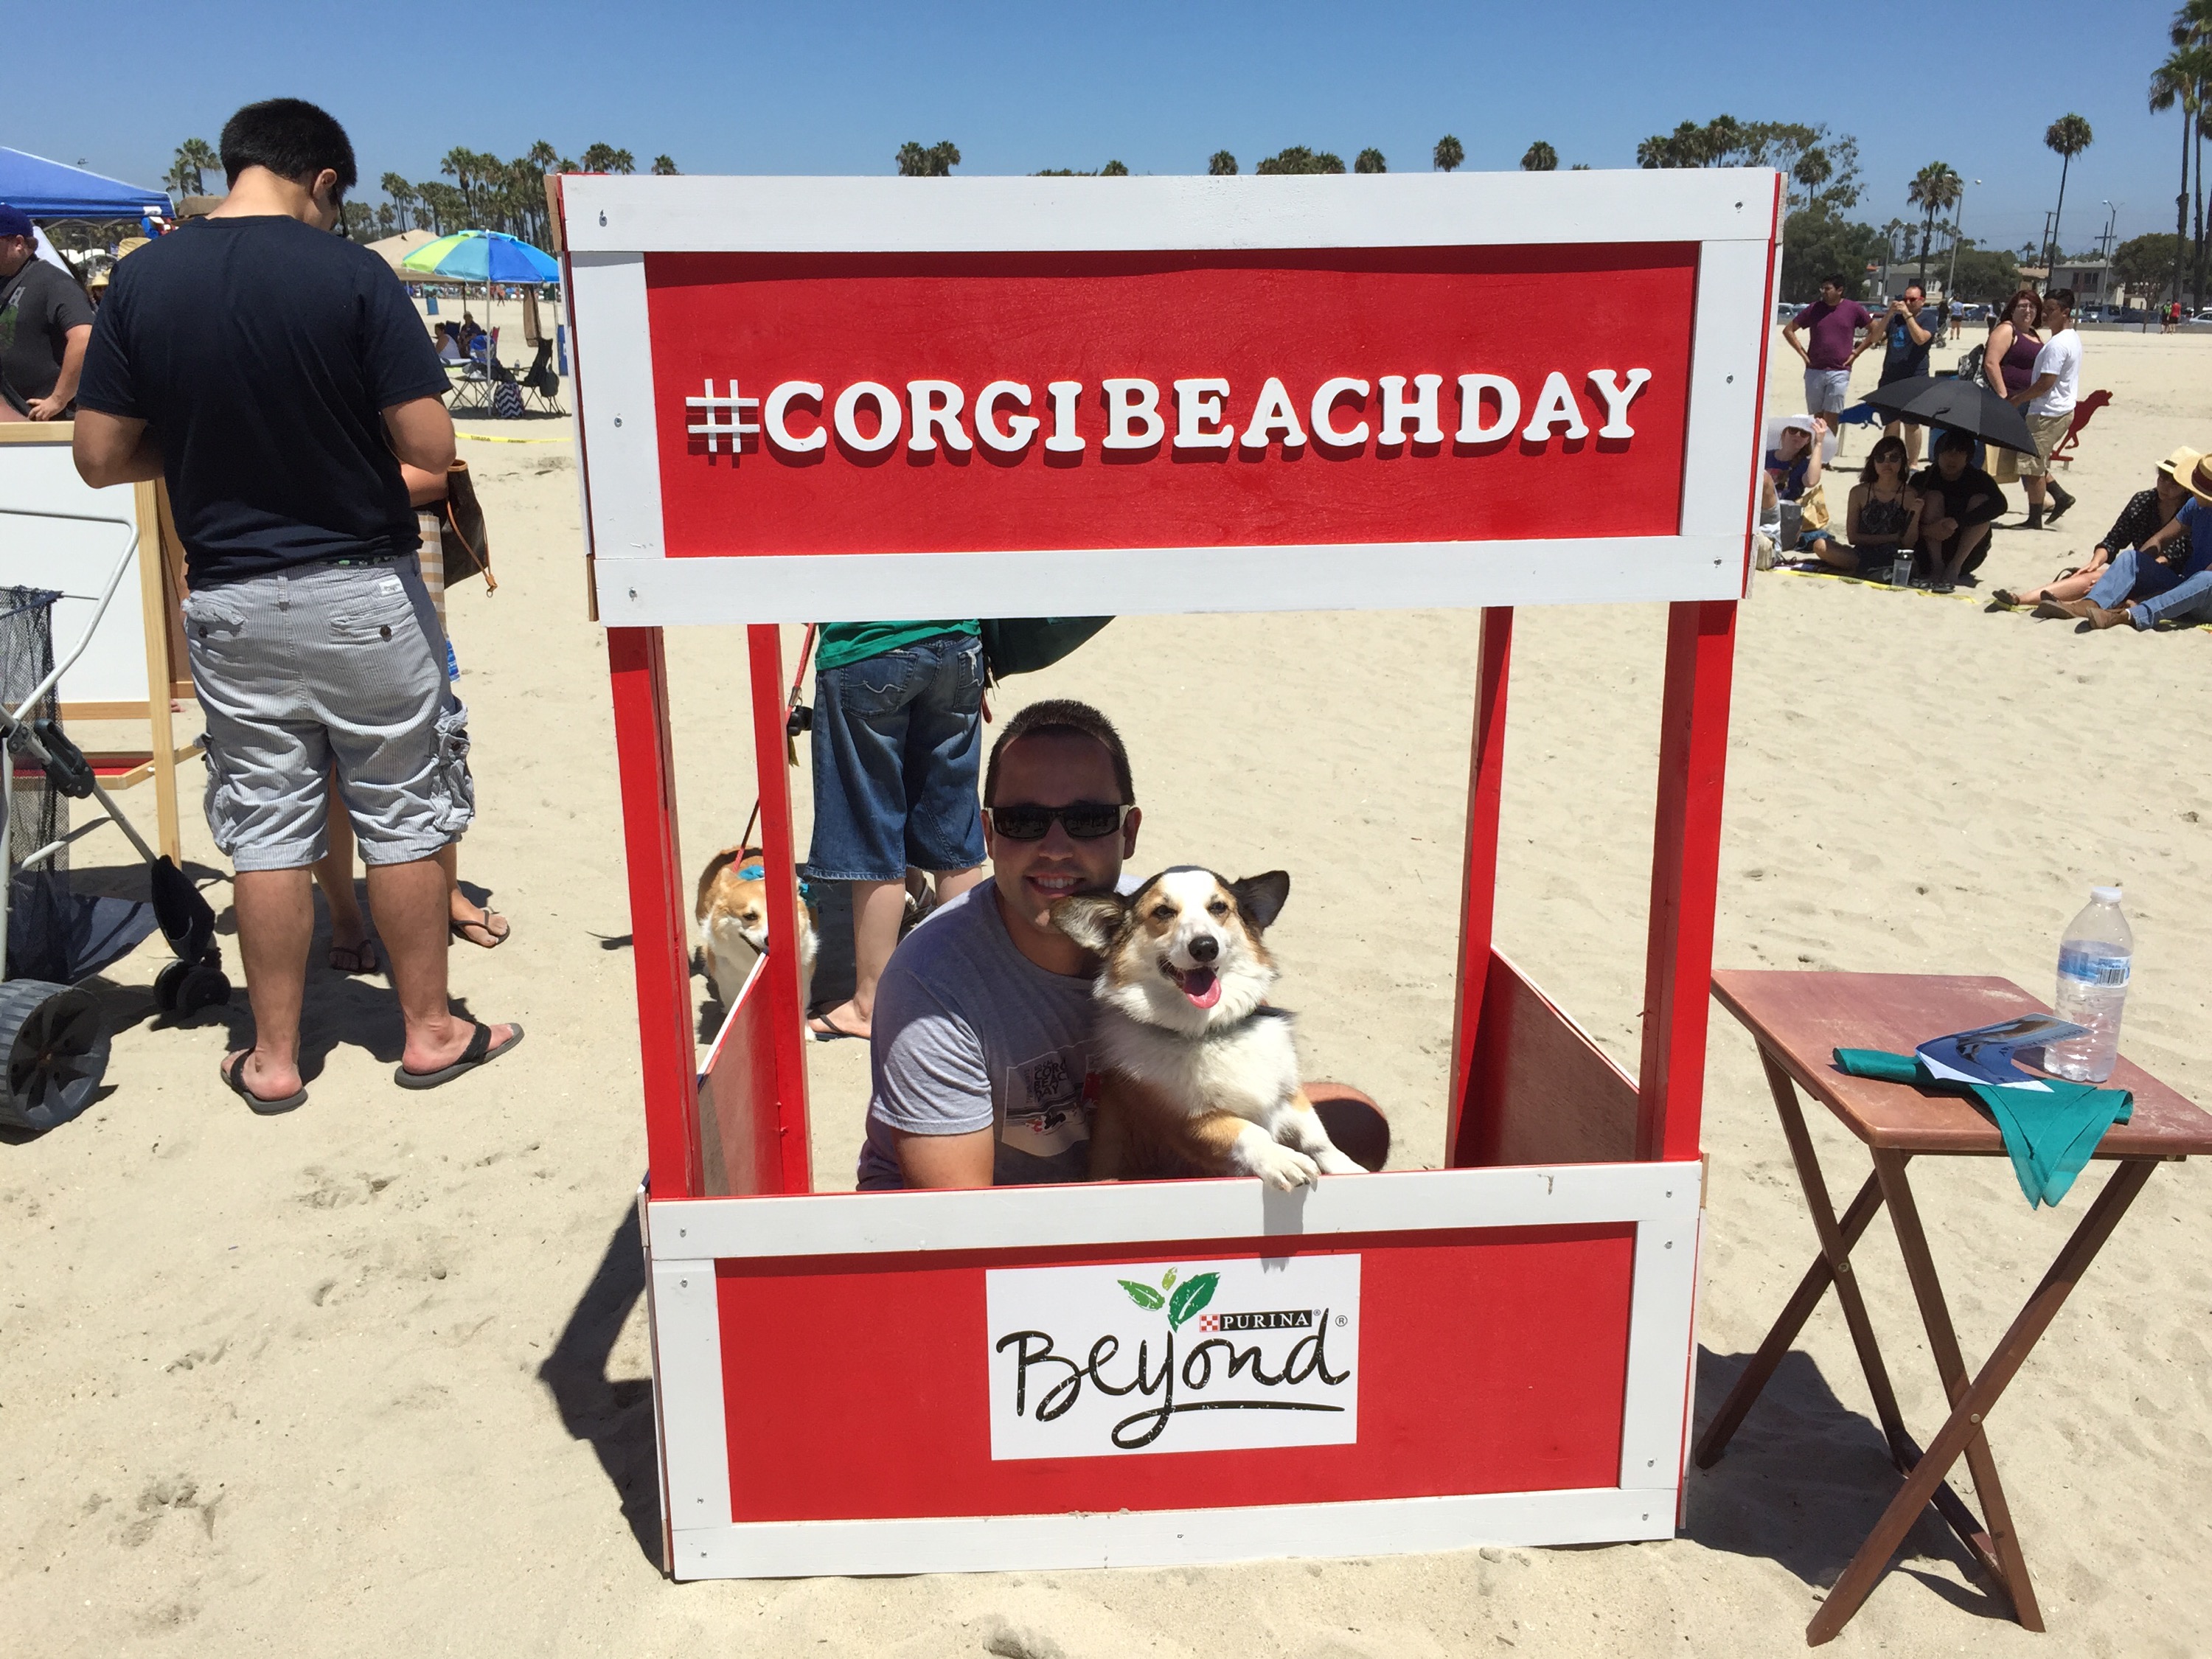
[560,170,1778,624]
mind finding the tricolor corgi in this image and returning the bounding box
[1051,866,1364,1189]
[694,845,818,1012]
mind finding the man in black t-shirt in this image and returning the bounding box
[1877,282,1935,465]
[1912,428,2006,590]
[74,99,519,1113]
[0,204,95,418]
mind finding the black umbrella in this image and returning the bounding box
[1856,374,2037,453]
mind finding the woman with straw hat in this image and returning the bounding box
[1994,447,2212,628]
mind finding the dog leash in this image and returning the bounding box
[739,622,818,851]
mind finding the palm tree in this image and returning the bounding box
[1906,161,1963,288]
[2042,113,2093,268]
[1520,141,1557,172]
[1433,135,1464,173]
[650,155,679,175]
[1354,147,1386,174]
[167,137,217,199]
[1208,150,1238,175]
[2149,43,2199,303]
[1791,146,1832,210]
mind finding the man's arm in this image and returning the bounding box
[382,395,456,475]
[72,410,164,487]
[2012,371,2057,408]
[894,1126,996,1188]
[1782,316,1808,363]
[1904,310,1933,347]
[1845,309,1875,365]
[27,324,91,421]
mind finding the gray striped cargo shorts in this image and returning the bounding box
[180,557,474,872]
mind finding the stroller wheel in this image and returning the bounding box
[0,981,111,1131]
[176,965,232,1016]
[153,960,189,1013]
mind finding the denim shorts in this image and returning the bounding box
[806,631,985,883]
[181,557,473,872]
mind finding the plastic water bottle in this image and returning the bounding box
[1889,549,1914,589]
[2045,887,2132,1082]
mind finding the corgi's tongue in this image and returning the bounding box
[1169,964,1221,1009]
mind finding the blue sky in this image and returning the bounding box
[18,0,2190,257]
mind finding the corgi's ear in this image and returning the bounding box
[1051,892,1128,953]
[1230,871,1290,931]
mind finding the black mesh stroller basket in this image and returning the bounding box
[1,585,71,981]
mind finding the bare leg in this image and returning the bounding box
[808,876,905,1040]
[364,852,518,1074]
[935,864,987,904]
[310,776,372,968]
[2024,476,2048,517]
[227,867,316,1099]
[1804,535,1858,573]
[442,841,508,947]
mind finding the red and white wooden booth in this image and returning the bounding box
[553,168,1781,1579]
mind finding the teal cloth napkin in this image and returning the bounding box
[1833,1047,2134,1209]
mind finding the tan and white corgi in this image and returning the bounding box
[1051,866,1364,1190]
[694,845,818,1012]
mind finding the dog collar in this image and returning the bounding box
[737,863,765,881]
[1200,1005,1295,1040]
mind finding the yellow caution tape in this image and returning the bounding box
[455,431,573,444]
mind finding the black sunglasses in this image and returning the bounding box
[986,801,1128,842]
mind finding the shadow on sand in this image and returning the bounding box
[539,1203,663,1570]
[1685,1345,2015,1622]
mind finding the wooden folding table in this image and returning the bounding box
[1700,970,2212,1646]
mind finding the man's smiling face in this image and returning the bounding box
[984,730,1140,955]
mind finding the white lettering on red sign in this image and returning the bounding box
[683,370,1652,463]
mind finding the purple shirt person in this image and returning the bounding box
[1784,275,1874,418]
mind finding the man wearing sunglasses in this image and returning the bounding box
[855,699,1141,1189]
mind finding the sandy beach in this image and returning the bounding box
[3,321,2209,1657]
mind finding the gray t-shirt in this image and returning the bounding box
[857,883,1099,1190]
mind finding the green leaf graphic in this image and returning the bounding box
[1161,1268,1178,1290]
[1167,1272,1220,1329]
[1118,1279,1166,1310]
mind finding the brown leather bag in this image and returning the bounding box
[439,459,497,591]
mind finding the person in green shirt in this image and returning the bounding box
[805,621,990,1040]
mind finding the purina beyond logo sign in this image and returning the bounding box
[985,1255,1362,1459]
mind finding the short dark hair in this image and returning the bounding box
[1902,282,1924,296]
[2047,288,2076,313]
[984,699,1133,807]
[1822,272,1846,288]
[220,98,357,193]
[1933,428,1975,456]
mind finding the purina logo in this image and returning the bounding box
[984,1255,1362,1460]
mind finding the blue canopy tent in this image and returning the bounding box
[0,149,170,220]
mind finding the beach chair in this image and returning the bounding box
[518,340,565,414]
[2049,390,2111,468]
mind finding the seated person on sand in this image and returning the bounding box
[2006,446,2212,631]
[1912,429,2007,591]
[1759,414,1825,555]
[855,699,1140,1189]
[1801,434,1921,579]
[1994,445,2197,615]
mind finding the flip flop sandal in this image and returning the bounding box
[394,1020,525,1090]
[327,940,379,975]
[808,1012,867,1043]
[449,911,511,950]
[222,1051,308,1116]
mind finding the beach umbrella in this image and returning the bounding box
[400,229,560,284]
[1857,375,2037,453]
